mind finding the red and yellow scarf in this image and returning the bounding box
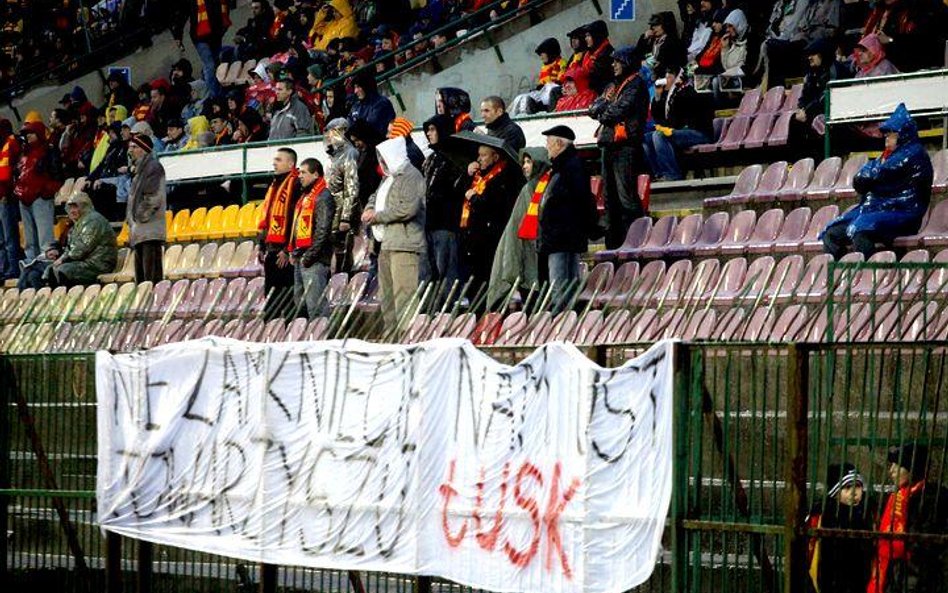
[292,177,327,250]
[517,170,551,240]
[195,0,230,40]
[269,11,287,40]
[867,480,925,593]
[454,112,472,133]
[259,169,299,245]
[461,161,508,229]
[539,58,567,86]
[0,136,15,183]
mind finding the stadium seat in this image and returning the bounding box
[115,222,129,247]
[707,257,747,305]
[723,208,783,256]
[618,215,676,261]
[547,310,578,341]
[896,301,942,341]
[654,259,693,305]
[216,277,246,316]
[679,258,721,302]
[215,62,230,84]
[682,308,717,340]
[573,310,604,344]
[471,312,503,345]
[221,240,255,278]
[185,243,219,279]
[758,254,803,304]
[594,261,638,308]
[446,313,476,338]
[594,216,652,262]
[628,260,667,306]
[919,201,948,247]
[766,112,794,147]
[164,279,192,316]
[306,317,330,340]
[577,262,614,303]
[720,256,774,306]
[237,202,260,238]
[177,278,208,318]
[696,210,756,257]
[713,307,747,340]
[207,241,236,278]
[167,243,199,280]
[245,277,266,317]
[201,319,224,338]
[758,86,786,114]
[241,318,266,341]
[849,250,897,301]
[708,115,752,151]
[672,212,729,259]
[263,318,287,342]
[640,213,702,260]
[736,88,763,115]
[740,161,787,204]
[169,209,191,242]
[798,205,840,253]
[284,317,308,342]
[782,84,803,113]
[932,149,948,194]
[775,158,815,202]
[832,154,870,199]
[106,282,137,319]
[216,205,240,240]
[704,166,761,208]
[741,112,777,150]
[99,250,136,283]
[927,249,948,294]
[223,61,243,86]
[753,207,810,255]
[194,277,227,318]
[625,309,658,342]
[179,207,207,243]
[802,157,842,201]
[769,304,809,341]
[492,312,527,345]
[597,309,632,343]
[739,307,777,341]
[193,205,224,242]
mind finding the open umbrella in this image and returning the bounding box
[438,130,526,184]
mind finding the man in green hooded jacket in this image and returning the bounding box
[45,192,117,287]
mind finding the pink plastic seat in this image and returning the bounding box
[713,308,747,341]
[284,317,308,342]
[681,308,717,340]
[618,216,677,261]
[759,254,804,303]
[899,301,942,341]
[176,278,208,318]
[754,207,811,255]
[164,279,191,317]
[738,307,777,341]
[548,311,579,341]
[493,312,528,345]
[596,261,639,308]
[178,319,205,342]
[741,112,777,150]
[723,208,783,256]
[641,213,703,260]
[656,308,687,339]
[738,161,787,204]
[628,260,667,305]
[652,259,693,305]
[758,86,786,114]
[849,251,897,301]
[446,313,476,338]
[832,154,870,198]
[241,318,266,341]
[918,201,948,247]
[402,314,430,343]
[425,313,453,339]
[736,88,762,115]
[577,262,614,302]
[245,277,267,316]
[673,212,729,257]
[696,210,756,256]
[783,84,803,113]
[201,319,225,338]
[144,279,172,319]
[195,277,228,318]
[218,277,247,316]
[707,257,748,304]
[932,149,948,194]
[774,158,815,203]
[766,111,794,146]
[802,157,842,201]
[624,309,659,342]
[572,310,604,344]
[597,309,632,343]
[594,216,653,262]
[697,115,752,152]
[888,249,931,297]
[681,258,721,301]
[307,317,330,340]
[927,249,948,294]
[769,305,809,341]
[799,205,841,252]
[705,166,762,208]
[718,256,774,306]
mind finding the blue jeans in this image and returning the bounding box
[294,261,330,319]
[547,252,580,313]
[19,198,55,261]
[0,199,23,278]
[422,230,459,306]
[643,129,710,181]
[195,41,223,99]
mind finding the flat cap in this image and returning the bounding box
[542,124,576,141]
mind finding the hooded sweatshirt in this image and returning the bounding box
[422,114,466,232]
[720,9,749,74]
[853,33,899,79]
[309,0,360,51]
[348,72,396,138]
[181,80,208,121]
[366,137,425,252]
[182,116,210,151]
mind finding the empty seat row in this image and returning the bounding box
[215,59,258,87]
[116,203,262,247]
[99,240,263,283]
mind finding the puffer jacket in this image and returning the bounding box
[14,138,61,206]
[367,137,426,253]
[327,136,361,231]
[127,152,167,246]
[308,0,360,51]
[821,103,932,243]
[61,206,118,281]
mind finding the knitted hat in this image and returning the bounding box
[129,133,153,153]
[387,117,414,139]
[826,463,864,498]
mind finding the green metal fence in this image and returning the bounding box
[3,342,948,593]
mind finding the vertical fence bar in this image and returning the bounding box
[671,342,691,593]
[106,532,123,593]
[259,563,277,593]
[784,344,810,593]
[138,540,154,593]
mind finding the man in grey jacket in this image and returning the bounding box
[126,133,167,282]
[269,80,315,140]
[361,136,426,332]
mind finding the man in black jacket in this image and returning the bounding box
[290,158,335,319]
[479,96,526,152]
[589,45,649,249]
[422,114,466,291]
[645,69,713,181]
[171,0,231,99]
[540,125,597,311]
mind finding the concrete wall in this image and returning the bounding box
[387,0,678,123]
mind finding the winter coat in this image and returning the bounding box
[720,10,749,74]
[637,32,686,78]
[422,115,466,232]
[308,0,360,52]
[327,138,361,232]
[799,0,840,42]
[367,137,426,253]
[88,138,128,182]
[555,61,597,112]
[821,104,932,245]
[269,94,315,140]
[581,21,614,94]
[126,152,167,246]
[854,34,899,79]
[59,207,117,283]
[651,82,713,138]
[766,0,810,42]
[589,71,650,147]
[805,497,874,593]
[485,113,526,153]
[348,91,396,139]
[14,139,61,206]
[182,115,210,151]
[539,144,596,255]
[486,147,549,308]
[295,183,336,268]
[436,87,476,132]
[171,0,230,45]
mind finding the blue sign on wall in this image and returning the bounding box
[611,0,635,21]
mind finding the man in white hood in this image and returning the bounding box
[361,136,426,332]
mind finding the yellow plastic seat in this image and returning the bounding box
[238,201,262,238]
[193,205,223,242]
[99,250,136,284]
[116,222,130,247]
[216,205,240,240]
[162,244,183,274]
[169,209,191,243]
[179,207,206,243]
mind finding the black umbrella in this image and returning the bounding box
[439,131,526,184]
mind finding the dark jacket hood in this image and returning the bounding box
[353,71,379,96]
[535,38,562,59]
[585,20,609,46]
[347,118,385,148]
[879,102,919,147]
[436,87,472,117]
[423,114,454,149]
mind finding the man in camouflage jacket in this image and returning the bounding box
[45,192,117,287]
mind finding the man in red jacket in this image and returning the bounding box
[14,121,61,262]
[0,118,21,279]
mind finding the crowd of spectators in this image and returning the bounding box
[0,0,946,320]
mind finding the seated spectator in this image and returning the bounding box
[715,9,749,91]
[146,79,176,138]
[269,79,315,140]
[692,8,727,87]
[644,70,713,181]
[89,106,127,175]
[565,25,587,68]
[168,58,194,109]
[234,0,276,60]
[132,84,152,122]
[509,38,567,116]
[821,103,932,259]
[581,20,615,94]
[131,121,165,154]
[43,192,116,288]
[18,240,61,290]
[308,0,360,52]
[181,80,208,121]
[387,117,425,172]
[320,84,349,131]
[182,116,211,151]
[756,0,814,88]
[161,119,188,153]
[637,11,686,79]
[794,38,845,136]
[555,72,597,113]
[435,87,476,133]
[348,70,396,138]
[862,0,943,73]
[234,109,269,143]
[104,71,137,112]
[246,62,276,111]
[209,113,233,146]
[684,0,719,64]
[805,463,873,593]
[851,33,898,79]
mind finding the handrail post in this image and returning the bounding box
[106,532,123,593]
[259,563,277,593]
[784,343,810,593]
[137,540,153,593]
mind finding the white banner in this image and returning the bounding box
[96,338,675,593]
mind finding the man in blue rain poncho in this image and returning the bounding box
[821,103,933,259]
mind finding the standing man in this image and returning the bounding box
[323,118,361,273]
[539,125,597,311]
[126,133,167,282]
[290,158,335,319]
[589,46,649,249]
[348,71,396,138]
[479,96,526,152]
[361,136,426,332]
[421,114,465,292]
[0,118,21,281]
[258,147,301,319]
[171,0,231,99]
[269,79,315,140]
[14,121,60,262]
